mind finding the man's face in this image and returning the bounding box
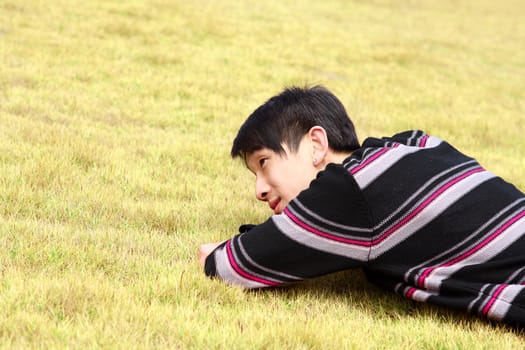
[245,137,318,215]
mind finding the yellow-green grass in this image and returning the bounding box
[1,0,524,348]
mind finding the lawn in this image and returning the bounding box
[0,0,524,348]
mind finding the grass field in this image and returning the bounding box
[1,0,524,348]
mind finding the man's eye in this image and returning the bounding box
[259,158,267,167]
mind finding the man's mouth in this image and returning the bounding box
[269,198,281,214]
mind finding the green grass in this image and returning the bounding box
[1,0,524,348]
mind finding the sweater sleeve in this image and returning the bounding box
[204,164,374,288]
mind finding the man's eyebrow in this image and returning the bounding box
[243,153,256,174]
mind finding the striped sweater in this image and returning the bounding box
[205,130,525,326]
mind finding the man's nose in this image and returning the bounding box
[255,176,270,201]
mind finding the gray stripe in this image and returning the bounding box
[506,266,525,284]
[229,238,285,284]
[276,171,497,262]
[286,205,369,241]
[519,274,525,284]
[345,147,383,170]
[487,285,525,321]
[354,136,442,189]
[290,161,478,242]
[370,170,496,259]
[468,284,493,313]
[423,208,525,291]
[237,235,302,281]
[374,160,479,231]
[406,198,525,284]
[214,246,267,288]
[406,130,418,146]
[272,214,370,261]
[394,283,404,294]
[292,199,373,233]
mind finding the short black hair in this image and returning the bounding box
[231,85,359,160]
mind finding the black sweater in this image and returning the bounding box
[205,130,525,326]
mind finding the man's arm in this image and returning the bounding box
[200,164,374,289]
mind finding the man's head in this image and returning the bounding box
[231,85,359,160]
[231,85,360,214]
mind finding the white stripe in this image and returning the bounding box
[272,214,370,261]
[424,136,443,148]
[370,171,496,259]
[487,285,525,321]
[406,130,419,145]
[425,214,525,290]
[395,283,435,302]
[375,160,478,230]
[406,198,525,284]
[354,137,442,189]
[411,289,435,302]
[292,161,478,241]
[214,246,268,289]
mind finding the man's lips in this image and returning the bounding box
[269,198,281,213]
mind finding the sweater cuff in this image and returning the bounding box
[203,241,228,278]
[204,252,217,277]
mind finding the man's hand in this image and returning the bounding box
[199,242,223,266]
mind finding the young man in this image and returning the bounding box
[199,86,525,326]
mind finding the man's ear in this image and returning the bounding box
[308,126,329,167]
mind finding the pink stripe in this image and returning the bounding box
[350,144,399,175]
[376,167,484,247]
[482,284,508,316]
[284,208,371,246]
[444,210,525,266]
[417,269,434,288]
[419,135,429,147]
[406,288,416,298]
[225,241,280,286]
[417,209,525,287]
[285,167,485,250]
